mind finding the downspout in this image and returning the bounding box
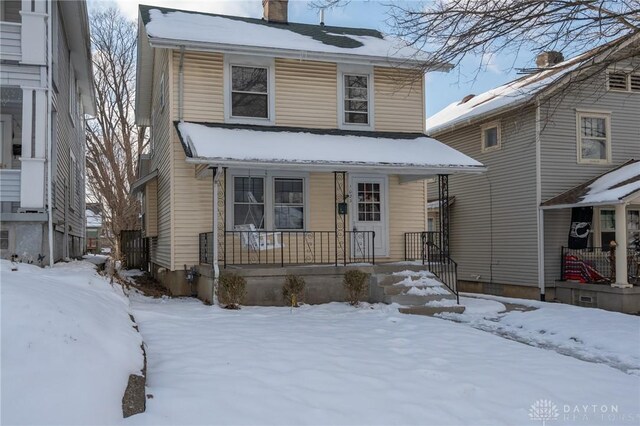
[212,167,220,305]
[535,98,545,301]
[46,0,53,266]
[178,46,184,121]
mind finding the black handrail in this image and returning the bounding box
[199,230,375,267]
[404,231,459,303]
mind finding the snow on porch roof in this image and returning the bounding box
[175,122,485,175]
[541,160,640,209]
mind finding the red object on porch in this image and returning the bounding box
[563,254,606,283]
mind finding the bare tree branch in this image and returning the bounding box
[86,7,148,258]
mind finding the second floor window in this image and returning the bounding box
[481,121,501,152]
[231,66,269,119]
[343,74,369,125]
[577,112,611,164]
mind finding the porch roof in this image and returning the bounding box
[541,159,640,209]
[174,122,485,176]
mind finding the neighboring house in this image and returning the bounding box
[426,36,640,313]
[0,1,95,263]
[85,203,112,254]
[132,1,484,303]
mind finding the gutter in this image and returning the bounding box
[147,37,452,71]
[184,157,487,175]
[47,0,53,266]
[178,46,184,121]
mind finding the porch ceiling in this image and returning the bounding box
[541,159,640,209]
[174,121,486,176]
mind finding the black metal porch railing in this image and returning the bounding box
[198,230,375,267]
[404,231,458,303]
[560,246,639,284]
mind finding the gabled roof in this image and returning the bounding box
[174,121,485,175]
[541,160,640,209]
[426,34,640,135]
[137,4,437,66]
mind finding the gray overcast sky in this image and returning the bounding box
[91,0,538,116]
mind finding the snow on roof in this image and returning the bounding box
[425,52,594,134]
[542,160,640,208]
[86,209,102,228]
[176,122,484,174]
[140,5,430,63]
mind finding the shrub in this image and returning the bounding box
[282,274,305,307]
[343,270,370,306]
[218,273,247,309]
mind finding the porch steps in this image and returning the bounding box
[374,271,465,317]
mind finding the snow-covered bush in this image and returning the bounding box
[343,270,370,306]
[218,273,247,309]
[282,274,305,307]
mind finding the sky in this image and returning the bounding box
[89,0,536,116]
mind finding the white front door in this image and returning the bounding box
[351,176,388,257]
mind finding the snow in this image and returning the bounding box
[580,160,640,204]
[426,55,587,134]
[86,209,103,227]
[1,260,144,425]
[178,122,484,171]
[391,269,448,294]
[447,294,640,374]
[145,8,428,62]
[125,295,640,425]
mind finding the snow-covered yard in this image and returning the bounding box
[1,260,144,425]
[127,295,640,426]
[2,260,639,426]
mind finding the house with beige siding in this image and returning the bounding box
[133,1,485,305]
[425,36,640,313]
[0,1,94,264]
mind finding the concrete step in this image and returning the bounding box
[385,293,455,305]
[399,305,466,316]
[381,283,449,296]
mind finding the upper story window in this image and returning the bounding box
[481,121,501,152]
[338,64,373,130]
[69,151,77,212]
[69,58,77,126]
[224,55,274,125]
[576,111,611,164]
[607,71,640,92]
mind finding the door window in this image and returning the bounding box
[357,182,381,221]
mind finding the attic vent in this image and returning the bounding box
[630,74,640,92]
[459,94,476,104]
[608,71,628,91]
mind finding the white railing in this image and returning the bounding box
[0,22,22,62]
[0,169,21,202]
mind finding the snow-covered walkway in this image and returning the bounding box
[127,296,640,426]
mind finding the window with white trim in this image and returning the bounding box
[0,230,8,250]
[343,74,369,125]
[481,121,501,152]
[577,112,611,164]
[274,178,304,230]
[231,66,269,119]
[598,209,640,248]
[233,176,265,229]
[607,71,640,92]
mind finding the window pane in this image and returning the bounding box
[484,127,498,148]
[345,75,367,89]
[344,100,368,112]
[346,87,367,100]
[581,117,606,138]
[582,138,607,160]
[274,206,304,229]
[231,93,268,118]
[274,179,303,204]
[601,210,615,231]
[234,204,265,229]
[234,177,264,203]
[345,112,368,124]
[232,66,267,93]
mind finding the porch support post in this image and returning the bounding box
[613,203,632,288]
[438,174,450,255]
[334,171,347,266]
[212,167,220,304]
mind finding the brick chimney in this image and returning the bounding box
[536,51,564,68]
[262,0,288,23]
